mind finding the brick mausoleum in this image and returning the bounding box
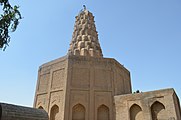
[33,7,181,120]
[0,7,180,120]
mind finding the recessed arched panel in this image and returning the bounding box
[50,105,59,120]
[151,101,166,120]
[97,105,109,120]
[130,104,143,120]
[38,106,44,109]
[72,104,85,120]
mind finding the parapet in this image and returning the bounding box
[0,103,48,120]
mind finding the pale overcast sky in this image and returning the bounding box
[0,0,181,107]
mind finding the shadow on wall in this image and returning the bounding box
[38,106,44,109]
[130,104,143,120]
[50,105,59,120]
[151,101,165,120]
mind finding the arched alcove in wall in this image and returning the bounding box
[151,101,166,120]
[38,106,44,109]
[130,104,143,120]
[72,104,85,120]
[50,105,59,120]
[97,104,109,120]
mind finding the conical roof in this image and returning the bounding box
[68,7,103,58]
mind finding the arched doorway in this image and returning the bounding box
[151,101,166,120]
[97,104,109,120]
[50,105,59,120]
[130,104,143,120]
[72,104,85,120]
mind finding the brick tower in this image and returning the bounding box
[34,8,132,120]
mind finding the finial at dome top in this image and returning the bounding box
[83,5,86,11]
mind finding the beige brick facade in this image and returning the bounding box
[34,8,181,120]
[114,89,181,120]
[34,55,132,120]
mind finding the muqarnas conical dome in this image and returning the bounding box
[68,9,103,58]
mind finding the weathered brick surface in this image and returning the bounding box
[114,88,181,120]
[0,103,48,120]
[34,55,132,120]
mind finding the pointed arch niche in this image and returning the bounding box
[50,105,59,120]
[72,104,85,120]
[130,104,143,120]
[38,106,44,109]
[151,101,166,120]
[97,104,110,120]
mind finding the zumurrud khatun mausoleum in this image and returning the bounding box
[33,8,181,120]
